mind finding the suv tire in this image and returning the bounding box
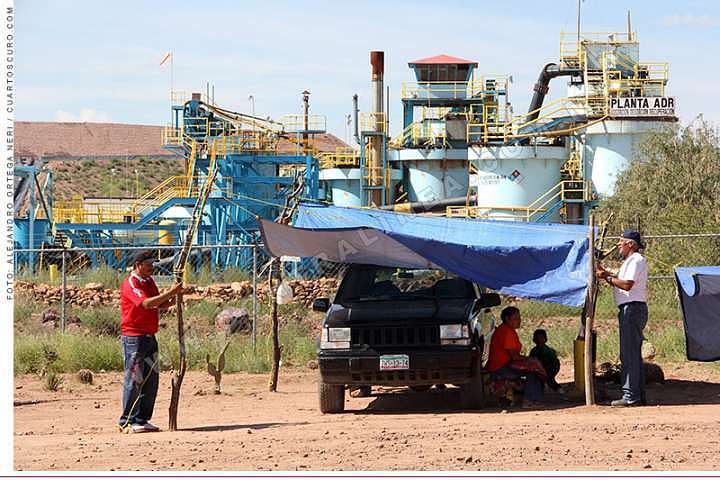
[319,378,345,413]
[460,355,485,410]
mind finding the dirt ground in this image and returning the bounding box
[13,363,720,472]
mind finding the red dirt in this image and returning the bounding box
[14,364,720,471]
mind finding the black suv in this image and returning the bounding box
[313,264,500,413]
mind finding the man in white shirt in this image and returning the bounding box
[597,230,648,407]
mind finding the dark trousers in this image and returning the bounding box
[618,302,648,403]
[542,359,561,390]
[118,335,159,426]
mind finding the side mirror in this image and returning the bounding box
[312,298,330,312]
[477,293,501,309]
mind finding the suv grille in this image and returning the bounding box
[351,325,439,348]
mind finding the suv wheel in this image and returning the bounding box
[318,378,345,413]
[460,356,485,410]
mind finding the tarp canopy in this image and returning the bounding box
[259,204,593,307]
[675,266,720,361]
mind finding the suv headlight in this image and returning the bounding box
[440,324,470,345]
[328,327,351,342]
[320,327,350,349]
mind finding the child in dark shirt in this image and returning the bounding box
[529,329,563,392]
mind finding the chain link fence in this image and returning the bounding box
[13,232,720,335]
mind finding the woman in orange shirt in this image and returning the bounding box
[486,306,545,407]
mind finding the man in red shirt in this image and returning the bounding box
[117,250,186,433]
[486,306,544,407]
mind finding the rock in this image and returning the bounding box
[77,369,94,384]
[41,308,59,324]
[215,307,250,335]
[644,362,665,384]
[642,342,656,361]
[306,360,318,370]
[84,282,104,290]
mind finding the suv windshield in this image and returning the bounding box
[335,266,475,303]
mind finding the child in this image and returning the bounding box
[529,329,563,393]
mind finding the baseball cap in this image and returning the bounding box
[620,230,644,249]
[132,250,156,265]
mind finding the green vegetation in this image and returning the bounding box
[51,157,182,200]
[596,120,720,275]
[13,296,317,375]
[43,372,64,391]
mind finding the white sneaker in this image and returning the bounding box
[126,423,159,434]
[142,422,160,432]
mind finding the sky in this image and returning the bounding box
[16,0,720,141]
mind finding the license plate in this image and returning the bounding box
[379,354,409,371]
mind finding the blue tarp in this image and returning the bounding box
[259,203,593,306]
[674,266,720,361]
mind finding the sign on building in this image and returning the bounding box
[609,97,676,117]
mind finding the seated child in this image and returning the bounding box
[529,329,562,392]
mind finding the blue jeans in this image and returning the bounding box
[492,365,544,401]
[618,302,648,402]
[118,335,159,426]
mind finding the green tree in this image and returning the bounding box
[596,118,720,274]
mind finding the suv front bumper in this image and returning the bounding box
[318,348,478,386]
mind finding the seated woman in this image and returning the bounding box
[485,306,547,407]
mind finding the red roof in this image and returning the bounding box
[408,54,478,66]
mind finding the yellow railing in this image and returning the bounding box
[54,199,138,224]
[560,31,638,67]
[54,175,232,224]
[318,148,360,169]
[212,131,279,155]
[359,112,387,133]
[468,96,589,143]
[446,180,592,221]
[171,90,191,106]
[162,125,183,146]
[279,114,327,133]
[401,79,502,99]
[420,106,452,119]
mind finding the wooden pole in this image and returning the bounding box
[584,213,597,406]
[168,143,219,431]
[268,261,281,392]
[266,173,303,392]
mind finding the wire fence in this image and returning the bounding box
[13,244,347,340]
[12,232,720,336]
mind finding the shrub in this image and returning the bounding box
[44,372,63,391]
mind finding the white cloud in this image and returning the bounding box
[659,14,719,28]
[53,108,113,123]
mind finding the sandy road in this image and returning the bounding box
[13,365,720,471]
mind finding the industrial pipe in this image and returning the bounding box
[526,63,578,122]
[379,195,477,213]
[352,94,359,145]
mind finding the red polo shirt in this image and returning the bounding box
[120,273,160,336]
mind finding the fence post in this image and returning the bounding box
[60,248,67,334]
[252,242,257,352]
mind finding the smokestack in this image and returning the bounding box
[352,94,359,145]
[367,51,385,206]
[370,51,384,116]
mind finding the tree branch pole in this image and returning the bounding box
[267,174,305,392]
[268,260,281,392]
[168,145,219,431]
[584,213,597,406]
